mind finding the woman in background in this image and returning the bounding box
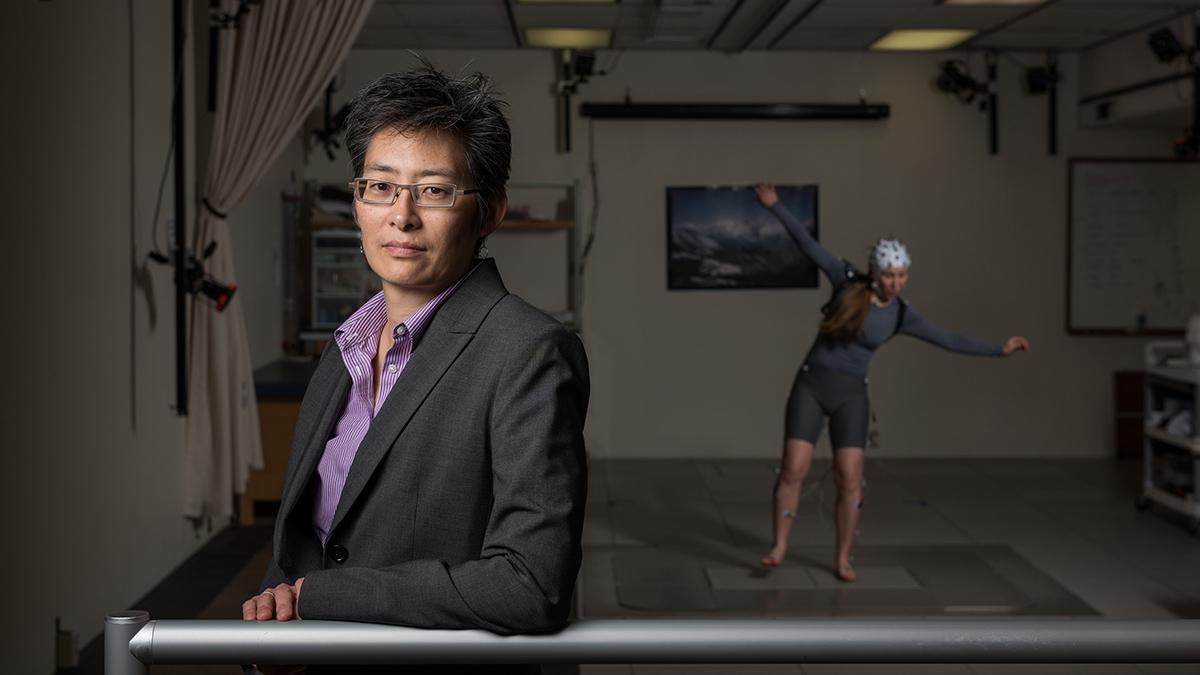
[754,182,1029,581]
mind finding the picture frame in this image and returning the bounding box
[667,184,820,290]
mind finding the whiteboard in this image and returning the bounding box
[1068,159,1200,334]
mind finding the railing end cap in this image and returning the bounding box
[107,611,150,625]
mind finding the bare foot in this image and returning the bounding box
[761,547,786,567]
[836,562,857,582]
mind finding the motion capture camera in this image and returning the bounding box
[935,59,988,108]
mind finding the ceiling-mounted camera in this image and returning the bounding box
[935,59,989,109]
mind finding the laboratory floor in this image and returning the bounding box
[85,458,1200,675]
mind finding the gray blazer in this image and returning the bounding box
[261,259,589,635]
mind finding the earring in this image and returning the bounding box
[359,245,364,254]
[477,243,490,259]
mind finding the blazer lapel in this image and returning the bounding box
[327,259,509,537]
[277,348,350,529]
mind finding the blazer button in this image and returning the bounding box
[329,544,349,564]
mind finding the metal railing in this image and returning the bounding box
[105,612,1200,674]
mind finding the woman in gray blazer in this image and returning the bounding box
[241,62,590,665]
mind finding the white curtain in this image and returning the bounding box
[184,0,375,523]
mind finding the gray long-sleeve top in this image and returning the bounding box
[769,202,1003,376]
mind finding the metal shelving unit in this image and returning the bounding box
[1138,355,1200,533]
[310,229,378,329]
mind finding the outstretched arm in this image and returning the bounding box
[754,182,846,283]
[899,304,1028,357]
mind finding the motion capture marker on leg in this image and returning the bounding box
[782,510,794,519]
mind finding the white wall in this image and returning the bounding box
[2,2,219,672]
[247,47,1168,462]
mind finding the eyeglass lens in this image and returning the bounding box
[354,180,458,207]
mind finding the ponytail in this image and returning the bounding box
[818,281,873,340]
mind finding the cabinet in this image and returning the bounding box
[239,359,319,525]
[1138,364,1200,533]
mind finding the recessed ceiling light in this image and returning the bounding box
[871,30,977,51]
[525,28,613,49]
[518,0,616,4]
[941,0,1046,5]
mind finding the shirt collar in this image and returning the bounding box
[333,261,481,352]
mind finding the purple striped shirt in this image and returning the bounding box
[312,265,477,545]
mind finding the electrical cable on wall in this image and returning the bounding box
[576,117,602,326]
[147,0,239,315]
[571,56,619,327]
[147,37,186,264]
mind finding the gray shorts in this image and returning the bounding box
[785,363,870,450]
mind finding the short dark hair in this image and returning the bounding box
[344,59,512,227]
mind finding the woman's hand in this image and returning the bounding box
[242,580,306,673]
[1002,336,1030,355]
[242,577,305,621]
[753,182,779,208]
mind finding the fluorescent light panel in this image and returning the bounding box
[525,28,612,49]
[871,29,977,51]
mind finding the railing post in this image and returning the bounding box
[105,611,150,675]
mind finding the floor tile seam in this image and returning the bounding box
[696,458,760,549]
[870,464,1009,506]
[1006,543,1160,590]
[911,486,984,547]
[1105,550,1200,604]
[1025,500,1181,586]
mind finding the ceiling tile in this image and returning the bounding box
[368,4,509,28]
[373,0,505,4]
[512,4,621,27]
[897,6,1031,28]
[354,0,1195,52]
[614,31,708,48]
[821,0,938,6]
[707,0,800,51]
[742,0,828,49]
[970,29,1110,50]
[771,27,890,49]
[354,27,517,49]
[1006,6,1179,31]
[799,5,921,27]
[795,4,1024,29]
[1054,0,1199,6]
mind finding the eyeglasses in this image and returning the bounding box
[349,178,480,208]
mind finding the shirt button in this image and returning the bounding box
[387,364,397,373]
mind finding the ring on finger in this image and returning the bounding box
[260,589,275,598]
